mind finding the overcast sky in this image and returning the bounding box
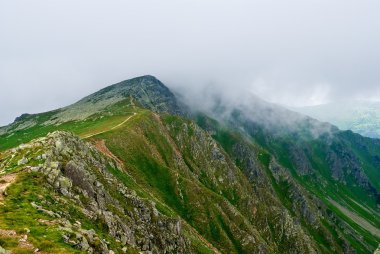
[1,0,380,126]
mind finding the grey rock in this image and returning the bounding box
[25,131,190,253]
[0,246,10,254]
[17,157,28,166]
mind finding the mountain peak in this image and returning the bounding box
[1,75,185,132]
[131,74,158,81]
[88,75,184,115]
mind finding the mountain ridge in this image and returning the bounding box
[0,75,185,144]
[0,75,379,253]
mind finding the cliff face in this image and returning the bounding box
[0,76,379,253]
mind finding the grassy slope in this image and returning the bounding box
[0,171,82,254]
[0,100,135,151]
[283,137,380,252]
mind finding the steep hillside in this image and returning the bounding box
[1,75,380,253]
[0,131,191,253]
[196,101,380,253]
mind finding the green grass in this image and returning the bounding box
[0,172,82,253]
[0,99,137,151]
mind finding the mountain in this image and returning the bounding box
[0,75,379,253]
[293,101,380,139]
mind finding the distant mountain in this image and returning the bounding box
[293,101,380,139]
[0,76,379,253]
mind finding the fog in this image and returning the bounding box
[1,0,380,126]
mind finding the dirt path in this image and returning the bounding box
[110,112,137,130]
[0,175,43,253]
[0,173,17,204]
[83,112,137,139]
[94,139,124,169]
[0,228,42,253]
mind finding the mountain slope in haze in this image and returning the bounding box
[293,101,380,139]
[199,102,380,252]
[0,75,380,253]
[196,95,380,253]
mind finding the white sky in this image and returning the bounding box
[1,0,380,125]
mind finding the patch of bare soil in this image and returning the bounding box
[94,139,124,169]
[0,228,16,237]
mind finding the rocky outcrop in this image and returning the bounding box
[326,141,380,203]
[79,75,186,117]
[288,144,314,176]
[5,131,189,253]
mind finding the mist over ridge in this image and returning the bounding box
[2,0,380,126]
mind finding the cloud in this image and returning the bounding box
[1,0,380,125]
[247,78,332,107]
